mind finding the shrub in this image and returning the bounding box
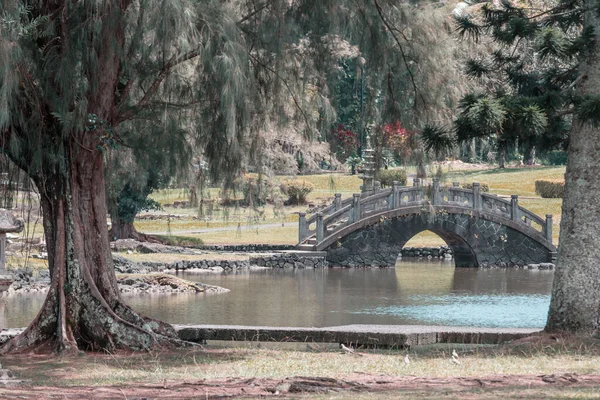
[376,169,408,188]
[462,182,490,192]
[535,180,564,198]
[238,174,273,206]
[280,179,314,205]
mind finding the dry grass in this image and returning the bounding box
[186,225,299,245]
[3,334,599,388]
[120,252,249,263]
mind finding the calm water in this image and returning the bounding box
[0,261,554,329]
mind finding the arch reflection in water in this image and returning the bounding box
[1,262,554,329]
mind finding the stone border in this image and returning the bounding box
[175,324,539,347]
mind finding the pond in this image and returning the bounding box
[1,260,554,329]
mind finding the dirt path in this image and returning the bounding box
[0,373,598,399]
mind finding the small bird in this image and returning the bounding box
[404,354,410,365]
[452,349,459,359]
[451,355,461,365]
[340,343,355,354]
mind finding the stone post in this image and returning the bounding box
[334,193,342,211]
[298,212,307,242]
[0,233,5,273]
[511,195,519,222]
[545,214,553,242]
[432,178,440,205]
[316,212,324,243]
[452,182,460,202]
[391,181,400,209]
[472,182,482,210]
[352,193,361,223]
[413,178,420,187]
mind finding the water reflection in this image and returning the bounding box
[0,261,554,329]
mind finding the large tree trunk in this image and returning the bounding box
[1,142,182,354]
[497,142,506,169]
[546,5,600,334]
[523,144,536,166]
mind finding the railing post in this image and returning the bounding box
[298,212,307,242]
[392,181,400,209]
[316,212,324,243]
[511,195,519,221]
[472,182,482,210]
[452,182,460,202]
[432,178,440,205]
[545,214,553,241]
[352,193,361,223]
[334,193,342,211]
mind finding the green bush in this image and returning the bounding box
[462,182,490,192]
[280,179,314,205]
[535,180,564,198]
[376,169,408,188]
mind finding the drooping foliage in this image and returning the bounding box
[0,0,498,353]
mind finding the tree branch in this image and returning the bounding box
[116,49,200,123]
[372,0,427,112]
[247,52,312,130]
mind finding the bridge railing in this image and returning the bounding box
[298,179,553,245]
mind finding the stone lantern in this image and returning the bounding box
[360,133,376,195]
[0,209,24,293]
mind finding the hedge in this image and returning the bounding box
[376,169,408,188]
[461,182,490,192]
[535,180,564,198]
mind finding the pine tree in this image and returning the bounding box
[443,0,600,333]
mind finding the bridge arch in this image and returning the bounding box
[298,180,556,268]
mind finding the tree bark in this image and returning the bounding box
[497,143,506,169]
[523,144,536,166]
[1,143,182,354]
[546,4,600,334]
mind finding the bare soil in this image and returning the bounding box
[0,371,597,399]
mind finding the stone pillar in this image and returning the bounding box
[352,193,361,223]
[545,214,553,242]
[413,178,420,187]
[334,193,342,211]
[511,195,519,221]
[472,182,482,210]
[391,181,400,209]
[452,182,460,202]
[432,178,440,205]
[298,212,307,242]
[316,212,324,243]
[0,233,5,273]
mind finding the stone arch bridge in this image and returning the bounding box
[297,179,557,268]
